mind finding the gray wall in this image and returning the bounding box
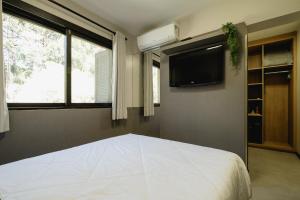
[0,107,160,164]
[160,24,247,160]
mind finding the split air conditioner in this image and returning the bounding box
[137,23,179,52]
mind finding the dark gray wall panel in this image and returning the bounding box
[0,107,160,164]
[160,24,247,160]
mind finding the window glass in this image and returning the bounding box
[3,13,65,103]
[71,36,112,103]
[152,66,160,104]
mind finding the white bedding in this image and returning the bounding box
[0,134,251,200]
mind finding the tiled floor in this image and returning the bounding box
[248,147,300,200]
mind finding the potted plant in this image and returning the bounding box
[222,23,240,68]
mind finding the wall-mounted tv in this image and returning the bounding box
[169,42,225,87]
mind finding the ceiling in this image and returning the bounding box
[69,0,222,36]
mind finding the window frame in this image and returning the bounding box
[152,60,160,107]
[3,0,113,110]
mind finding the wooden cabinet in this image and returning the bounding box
[247,32,297,152]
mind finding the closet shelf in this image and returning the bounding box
[248,83,263,86]
[248,32,296,148]
[248,113,262,117]
[248,98,263,101]
[263,64,293,70]
[248,67,262,71]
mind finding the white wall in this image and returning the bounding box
[248,22,300,42]
[176,0,300,39]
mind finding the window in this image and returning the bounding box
[3,13,65,103]
[71,36,112,103]
[2,1,113,109]
[153,61,160,105]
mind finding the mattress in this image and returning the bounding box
[0,134,251,200]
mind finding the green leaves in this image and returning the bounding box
[222,23,240,67]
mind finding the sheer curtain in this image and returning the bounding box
[112,32,127,120]
[143,52,154,116]
[0,0,9,133]
[95,50,112,103]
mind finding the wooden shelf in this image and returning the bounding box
[248,67,262,71]
[248,98,263,101]
[248,83,263,86]
[248,113,262,117]
[248,71,262,84]
[248,32,296,149]
[248,143,263,147]
[264,63,293,70]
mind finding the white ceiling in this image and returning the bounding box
[69,0,222,36]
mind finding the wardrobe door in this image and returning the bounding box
[264,74,290,144]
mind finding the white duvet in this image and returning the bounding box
[0,134,251,200]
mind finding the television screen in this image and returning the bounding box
[169,43,225,87]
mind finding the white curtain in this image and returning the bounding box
[112,32,127,120]
[95,50,112,103]
[0,0,9,133]
[143,52,154,116]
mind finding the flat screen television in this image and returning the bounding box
[169,42,225,87]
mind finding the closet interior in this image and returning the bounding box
[247,32,297,152]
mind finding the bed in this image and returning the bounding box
[0,134,251,200]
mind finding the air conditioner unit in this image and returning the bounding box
[137,23,179,52]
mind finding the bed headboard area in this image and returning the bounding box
[0,108,160,164]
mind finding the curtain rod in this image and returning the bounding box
[48,0,128,40]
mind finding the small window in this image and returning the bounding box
[3,13,65,103]
[152,61,160,104]
[71,36,112,103]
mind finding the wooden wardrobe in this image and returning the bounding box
[247,32,297,152]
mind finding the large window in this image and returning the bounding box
[2,1,113,109]
[3,13,65,103]
[152,61,160,105]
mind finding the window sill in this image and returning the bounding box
[8,103,112,110]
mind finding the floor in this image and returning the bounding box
[248,147,300,200]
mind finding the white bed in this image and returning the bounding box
[0,134,251,200]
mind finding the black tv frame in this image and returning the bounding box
[169,41,225,87]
